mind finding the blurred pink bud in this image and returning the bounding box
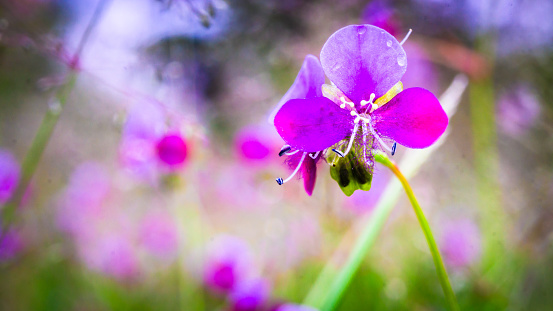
[234,125,281,162]
[228,277,271,311]
[0,149,20,205]
[497,85,541,137]
[140,211,179,259]
[204,235,255,294]
[82,233,138,280]
[156,133,188,167]
[440,219,481,268]
[0,228,23,260]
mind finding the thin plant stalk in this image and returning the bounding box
[374,153,459,311]
[1,0,112,231]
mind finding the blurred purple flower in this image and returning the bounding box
[440,219,481,268]
[139,210,179,259]
[56,162,111,238]
[345,169,391,213]
[361,0,401,37]
[228,277,271,311]
[235,125,281,163]
[82,232,138,280]
[204,235,256,294]
[401,42,439,94]
[156,133,188,168]
[0,149,20,205]
[273,25,448,191]
[497,85,541,137]
[270,55,326,195]
[275,304,318,311]
[0,228,23,260]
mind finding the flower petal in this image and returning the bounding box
[270,54,325,124]
[302,155,318,196]
[320,24,406,108]
[372,87,448,148]
[274,97,353,152]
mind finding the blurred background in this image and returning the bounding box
[1,0,553,310]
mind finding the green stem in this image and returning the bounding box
[374,153,459,311]
[2,73,77,230]
[315,153,459,311]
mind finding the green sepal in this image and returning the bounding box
[329,151,372,196]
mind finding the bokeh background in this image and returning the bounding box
[1,0,553,310]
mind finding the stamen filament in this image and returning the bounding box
[285,150,300,156]
[309,151,320,159]
[276,152,307,185]
[400,28,413,46]
[367,117,393,153]
[334,123,360,158]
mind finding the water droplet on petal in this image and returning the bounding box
[386,40,392,47]
[397,55,406,67]
[357,27,366,35]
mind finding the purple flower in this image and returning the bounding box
[204,235,255,294]
[270,54,326,195]
[235,124,281,163]
[139,210,179,259]
[275,304,318,311]
[0,149,20,205]
[228,277,270,311]
[361,0,401,37]
[0,228,23,260]
[497,85,541,137]
[156,133,188,168]
[273,25,448,192]
[440,219,481,268]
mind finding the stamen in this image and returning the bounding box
[391,142,397,156]
[339,96,354,109]
[400,29,413,46]
[360,93,376,106]
[275,152,307,185]
[279,145,291,157]
[366,116,393,153]
[309,151,320,159]
[332,149,344,157]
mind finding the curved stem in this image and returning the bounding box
[374,152,459,311]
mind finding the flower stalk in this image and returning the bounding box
[374,152,459,311]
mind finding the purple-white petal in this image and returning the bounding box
[372,87,448,149]
[320,24,406,108]
[270,55,325,124]
[274,97,353,152]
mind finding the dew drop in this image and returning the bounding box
[397,55,406,67]
[48,99,62,115]
[357,27,366,35]
[386,40,392,47]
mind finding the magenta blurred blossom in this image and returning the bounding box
[275,304,318,311]
[273,25,448,194]
[139,210,179,259]
[0,228,23,260]
[204,235,256,294]
[440,219,481,268]
[82,233,139,280]
[361,0,401,37]
[345,169,391,213]
[228,277,271,311]
[0,149,20,205]
[235,125,281,163]
[156,133,188,168]
[56,162,111,237]
[497,85,541,137]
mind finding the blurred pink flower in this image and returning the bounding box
[56,162,111,238]
[0,228,24,260]
[156,133,188,168]
[345,169,391,214]
[82,232,139,280]
[228,277,271,311]
[234,124,281,163]
[139,210,179,259]
[440,218,481,268]
[361,0,401,37]
[0,149,20,205]
[204,235,256,294]
[275,304,318,311]
[497,85,541,137]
